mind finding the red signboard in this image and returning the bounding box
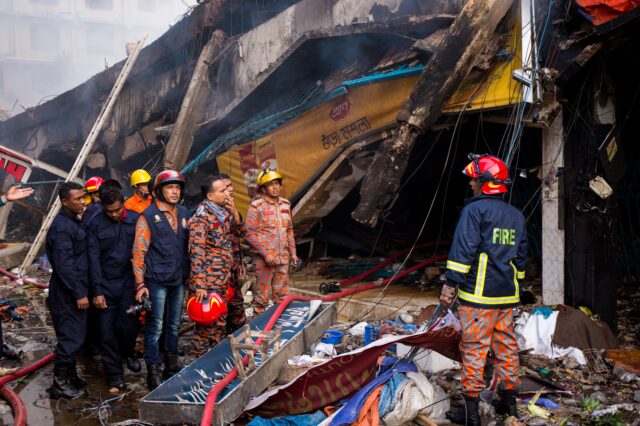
[0,148,32,183]
[329,98,351,121]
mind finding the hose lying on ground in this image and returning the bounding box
[0,267,48,289]
[200,254,448,426]
[0,352,55,426]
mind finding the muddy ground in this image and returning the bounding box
[0,264,638,425]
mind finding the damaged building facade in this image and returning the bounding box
[0,0,636,329]
[0,0,638,422]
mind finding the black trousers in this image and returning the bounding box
[48,290,87,366]
[97,290,139,378]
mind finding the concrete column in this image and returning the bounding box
[541,112,564,305]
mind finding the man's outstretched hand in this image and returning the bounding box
[6,185,34,202]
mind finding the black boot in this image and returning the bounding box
[163,353,182,379]
[125,357,142,373]
[50,364,88,399]
[66,363,87,388]
[1,345,21,360]
[446,394,481,426]
[495,390,519,417]
[146,364,163,390]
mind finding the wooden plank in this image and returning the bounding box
[18,35,148,275]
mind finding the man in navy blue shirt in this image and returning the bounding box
[86,180,141,391]
[441,154,527,425]
[46,182,90,399]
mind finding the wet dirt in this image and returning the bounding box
[1,357,147,426]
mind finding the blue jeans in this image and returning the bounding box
[144,282,184,365]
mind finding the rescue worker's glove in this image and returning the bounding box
[439,282,458,307]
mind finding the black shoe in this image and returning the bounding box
[66,363,87,388]
[495,389,519,417]
[146,364,163,391]
[107,375,125,391]
[1,345,21,360]
[50,364,88,399]
[125,357,142,373]
[446,394,481,426]
[163,353,183,379]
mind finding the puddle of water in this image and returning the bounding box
[1,354,148,425]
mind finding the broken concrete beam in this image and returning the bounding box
[352,0,515,227]
[163,29,226,170]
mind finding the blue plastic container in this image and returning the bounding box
[364,325,380,345]
[321,329,344,344]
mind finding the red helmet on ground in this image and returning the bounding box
[84,176,105,193]
[462,154,510,195]
[187,293,228,325]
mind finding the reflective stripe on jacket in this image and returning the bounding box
[445,195,527,308]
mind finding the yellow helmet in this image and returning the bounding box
[130,169,151,187]
[257,169,283,187]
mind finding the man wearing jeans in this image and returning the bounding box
[132,170,189,390]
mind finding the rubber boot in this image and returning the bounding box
[146,364,163,390]
[446,394,481,426]
[495,389,519,417]
[163,353,183,379]
[50,364,88,399]
[66,363,87,388]
[1,345,21,360]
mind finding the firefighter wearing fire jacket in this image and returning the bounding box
[441,154,527,426]
[245,169,298,316]
[125,169,153,214]
[132,170,189,390]
[187,174,243,355]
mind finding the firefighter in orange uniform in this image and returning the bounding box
[125,169,153,214]
[441,154,527,425]
[245,169,298,315]
[187,174,243,355]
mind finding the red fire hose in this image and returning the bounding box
[0,267,48,289]
[0,386,25,425]
[319,240,450,294]
[338,240,450,287]
[0,352,55,426]
[200,254,448,426]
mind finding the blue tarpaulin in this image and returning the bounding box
[329,360,417,426]
[378,372,410,417]
[248,410,327,426]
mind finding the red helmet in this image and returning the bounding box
[153,170,185,202]
[186,293,228,325]
[462,154,510,195]
[84,176,105,193]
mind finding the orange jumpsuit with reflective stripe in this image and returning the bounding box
[245,196,296,315]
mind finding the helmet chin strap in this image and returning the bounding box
[135,188,150,198]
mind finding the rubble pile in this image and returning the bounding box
[236,284,640,426]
